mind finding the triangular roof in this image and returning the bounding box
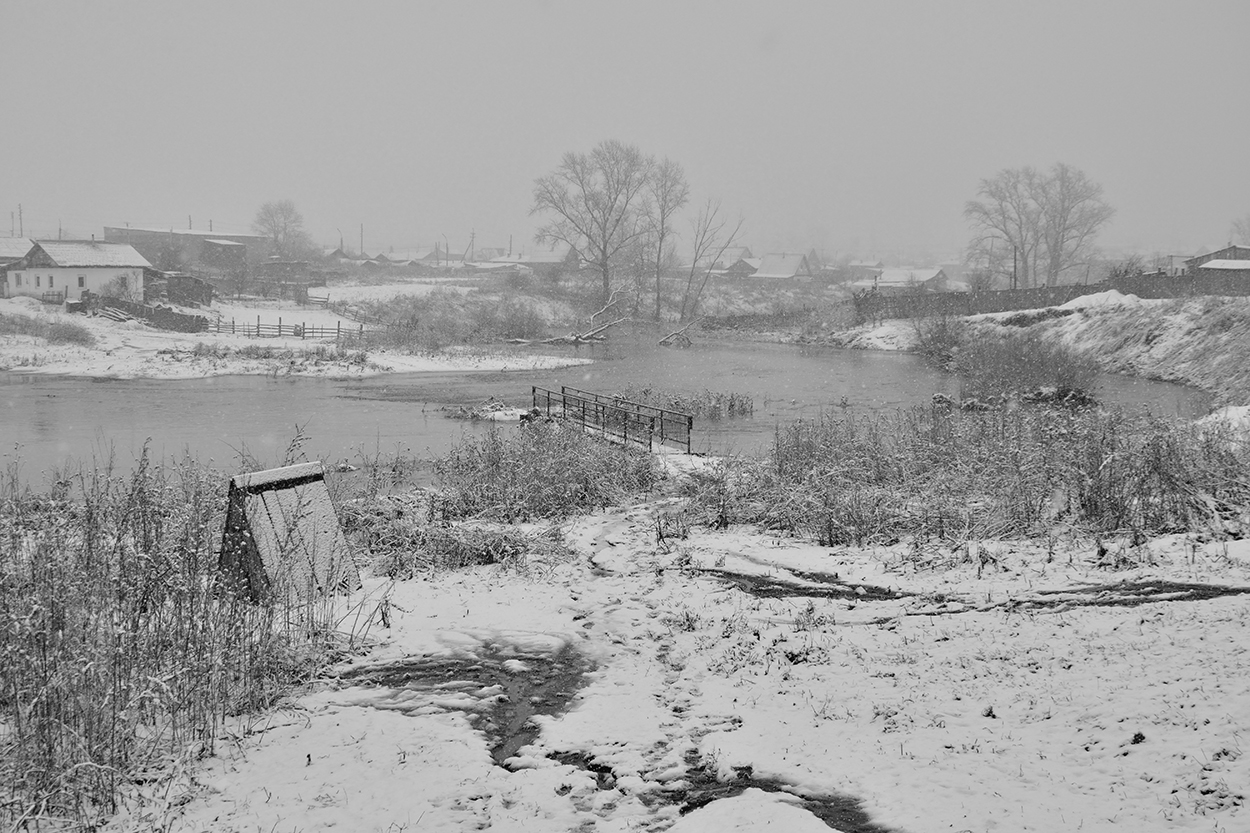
[754,253,812,278]
[30,240,152,268]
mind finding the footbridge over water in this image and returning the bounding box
[531,386,694,454]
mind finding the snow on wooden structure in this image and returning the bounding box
[219,461,360,601]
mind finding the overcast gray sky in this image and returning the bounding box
[3,0,1248,261]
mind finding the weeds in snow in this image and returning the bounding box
[0,451,362,829]
[683,405,1250,545]
[0,311,95,347]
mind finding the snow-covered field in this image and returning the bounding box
[112,489,1250,832]
[0,295,585,379]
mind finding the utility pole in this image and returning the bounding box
[210,220,213,232]
[1012,245,1018,291]
[360,224,364,258]
[18,204,22,237]
[189,215,192,230]
[10,212,13,237]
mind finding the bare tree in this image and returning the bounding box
[645,158,689,320]
[964,167,1043,288]
[252,199,313,259]
[1036,163,1115,285]
[1232,214,1250,245]
[531,140,655,303]
[679,199,744,322]
[965,164,1113,288]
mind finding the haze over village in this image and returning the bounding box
[3,3,1250,833]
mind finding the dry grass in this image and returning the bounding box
[614,386,754,420]
[0,312,95,347]
[684,406,1250,545]
[0,451,360,829]
[433,422,662,522]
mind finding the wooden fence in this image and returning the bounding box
[532,385,694,454]
[207,316,384,344]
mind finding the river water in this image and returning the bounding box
[1,340,1210,484]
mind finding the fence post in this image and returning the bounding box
[301,321,305,340]
[279,317,282,337]
[256,315,260,338]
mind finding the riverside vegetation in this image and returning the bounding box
[4,333,1250,829]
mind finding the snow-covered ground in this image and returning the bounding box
[113,487,1250,832]
[0,295,586,379]
[9,288,1250,830]
[825,290,1250,406]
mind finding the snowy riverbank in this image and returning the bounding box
[824,290,1250,407]
[112,488,1250,832]
[0,295,587,379]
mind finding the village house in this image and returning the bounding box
[103,226,262,276]
[0,238,34,297]
[1184,245,1250,273]
[1194,258,1250,284]
[753,253,813,279]
[847,267,948,295]
[724,257,762,277]
[5,240,153,303]
[489,245,579,278]
[693,246,754,274]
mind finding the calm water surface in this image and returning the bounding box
[1,340,1210,483]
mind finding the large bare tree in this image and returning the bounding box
[1036,163,1115,285]
[252,199,313,259]
[531,140,655,303]
[965,164,1113,288]
[645,158,689,320]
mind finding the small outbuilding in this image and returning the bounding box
[218,461,361,601]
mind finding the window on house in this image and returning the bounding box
[49,276,54,288]
[78,275,85,287]
[119,275,128,290]
[36,275,41,287]
[13,275,19,287]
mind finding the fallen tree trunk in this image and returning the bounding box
[659,318,701,347]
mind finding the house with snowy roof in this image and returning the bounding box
[1184,245,1250,274]
[0,238,34,298]
[847,267,948,295]
[6,240,152,303]
[753,253,813,279]
[489,244,579,277]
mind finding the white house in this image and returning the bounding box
[6,240,152,303]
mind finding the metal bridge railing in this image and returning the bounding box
[532,386,693,454]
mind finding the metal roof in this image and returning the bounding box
[1198,259,1250,270]
[0,238,33,261]
[33,241,153,268]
